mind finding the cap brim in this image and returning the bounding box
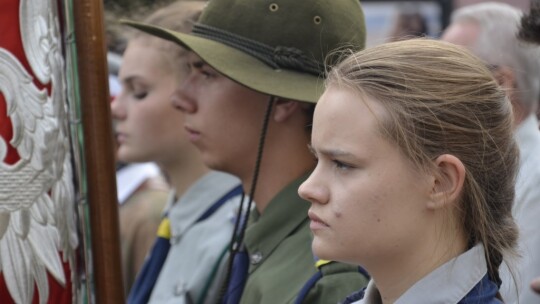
[121,20,323,103]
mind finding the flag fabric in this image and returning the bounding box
[0,0,78,303]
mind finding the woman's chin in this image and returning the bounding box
[312,238,335,261]
[117,150,147,165]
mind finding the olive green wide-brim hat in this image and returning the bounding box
[123,0,366,103]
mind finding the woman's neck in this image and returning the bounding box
[369,220,468,304]
[159,152,209,199]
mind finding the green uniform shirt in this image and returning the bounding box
[240,173,369,304]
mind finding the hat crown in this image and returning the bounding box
[197,0,366,71]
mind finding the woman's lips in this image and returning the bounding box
[185,126,201,142]
[116,133,127,144]
[308,210,330,231]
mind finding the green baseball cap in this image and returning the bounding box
[122,0,366,103]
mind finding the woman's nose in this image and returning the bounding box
[298,172,329,205]
[110,94,126,120]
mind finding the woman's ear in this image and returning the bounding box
[427,154,466,210]
[273,99,301,122]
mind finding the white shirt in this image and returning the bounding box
[500,114,540,304]
[353,245,488,304]
[116,162,161,204]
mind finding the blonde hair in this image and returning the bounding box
[128,1,205,68]
[328,38,519,285]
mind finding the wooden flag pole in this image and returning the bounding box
[72,1,125,302]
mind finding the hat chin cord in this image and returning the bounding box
[219,96,276,301]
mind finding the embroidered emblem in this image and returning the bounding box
[0,0,77,303]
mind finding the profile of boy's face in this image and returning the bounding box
[171,52,270,175]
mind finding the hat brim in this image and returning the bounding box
[122,20,323,103]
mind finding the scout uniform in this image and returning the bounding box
[240,174,368,303]
[343,245,503,304]
[125,0,369,302]
[128,171,243,304]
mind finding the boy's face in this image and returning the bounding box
[171,52,270,177]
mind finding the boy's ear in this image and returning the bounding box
[273,99,301,122]
[427,154,466,210]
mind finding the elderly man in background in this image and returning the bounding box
[442,3,540,304]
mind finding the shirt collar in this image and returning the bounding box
[359,244,487,304]
[243,172,311,272]
[167,171,240,237]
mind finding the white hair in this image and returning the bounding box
[452,2,540,113]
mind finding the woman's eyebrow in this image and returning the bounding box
[319,148,354,158]
[121,75,141,86]
[309,144,358,160]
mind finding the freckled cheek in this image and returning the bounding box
[352,194,386,229]
[362,194,387,226]
[330,202,354,224]
[330,194,355,219]
[330,198,348,220]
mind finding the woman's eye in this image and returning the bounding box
[134,92,148,100]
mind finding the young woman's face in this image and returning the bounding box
[111,39,190,165]
[298,86,433,267]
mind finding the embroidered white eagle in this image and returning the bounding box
[0,0,78,303]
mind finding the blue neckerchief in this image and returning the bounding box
[459,275,502,304]
[128,184,243,304]
[340,288,366,304]
[220,248,249,304]
[127,215,171,304]
[296,256,369,304]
